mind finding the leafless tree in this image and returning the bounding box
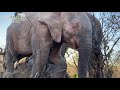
[95,12,120,78]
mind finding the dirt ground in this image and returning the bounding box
[112,66,120,78]
[1,54,120,78]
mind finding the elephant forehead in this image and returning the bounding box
[62,12,78,21]
[24,12,60,21]
[38,12,53,19]
[38,13,61,23]
[62,12,91,26]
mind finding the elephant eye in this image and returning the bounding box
[71,22,79,29]
[38,21,47,26]
[71,22,79,31]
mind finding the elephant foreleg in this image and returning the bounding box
[30,39,51,78]
[48,42,67,78]
[30,22,52,78]
[5,37,18,73]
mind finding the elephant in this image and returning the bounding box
[59,13,103,78]
[86,13,103,78]
[4,12,101,78]
[25,12,92,78]
[4,15,51,78]
[4,12,68,78]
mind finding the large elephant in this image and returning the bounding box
[4,12,100,78]
[4,12,68,78]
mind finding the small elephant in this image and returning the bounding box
[59,13,103,78]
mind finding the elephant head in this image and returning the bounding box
[60,13,103,78]
[61,12,92,78]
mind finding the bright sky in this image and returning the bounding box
[0,12,14,49]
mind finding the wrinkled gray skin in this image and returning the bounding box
[28,57,69,78]
[86,13,103,78]
[4,12,67,78]
[61,12,92,78]
[4,18,52,78]
[60,13,103,77]
[4,12,96,78]
[26,12,92,78]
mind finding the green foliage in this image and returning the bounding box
[73,74,78,78]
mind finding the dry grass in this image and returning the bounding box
[1,55,120,78]
[112,66,120,78]
[67,63,78,78]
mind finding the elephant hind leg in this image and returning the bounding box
[5,38,17,73]
[5,49,20,73]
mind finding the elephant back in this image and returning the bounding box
[86,12,103,46]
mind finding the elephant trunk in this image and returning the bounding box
[60,43,68,58]
[78,29,92,78]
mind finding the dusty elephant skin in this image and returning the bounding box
[4,12,67,78]
[60,13,103,78]
[86,13,103,78]
[4,12,102,78]
[4,18,52,78]
[61,12,92,78]
[28,12,93,78]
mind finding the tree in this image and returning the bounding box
[96,12,120,78]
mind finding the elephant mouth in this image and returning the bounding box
[71,37,78,49]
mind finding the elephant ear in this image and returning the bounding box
[48,20,62,43]
[39,13,62,43]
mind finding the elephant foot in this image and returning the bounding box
[45,63,69,78]
[2,72,14,78]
